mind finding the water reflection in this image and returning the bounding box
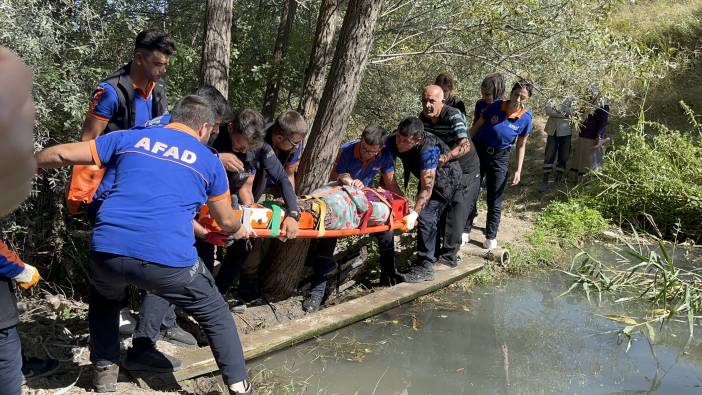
[251,271,702,394]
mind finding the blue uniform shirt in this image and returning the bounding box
[89,123,230,267]
[335,140,395,186]
[473,100,533,150]
[88,82,156,128]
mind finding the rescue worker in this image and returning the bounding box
[385,117,463,282]
[302,124,404,313]
[35,96,255,394]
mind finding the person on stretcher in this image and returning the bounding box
[302,124,405,313]
[198,109,300,303]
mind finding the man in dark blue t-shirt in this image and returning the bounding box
[302,124,404,313]
[385,117,463,282]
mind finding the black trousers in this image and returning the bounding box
[309,230,396,298]
[88,251,247,385]
[417,192,451,266]
[0,326,21,395]
[438,171,481,265]
[475,144,510,240]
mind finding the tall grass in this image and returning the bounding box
[578,106,702,242]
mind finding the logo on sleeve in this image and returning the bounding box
[491,115,499,124]
[134,137,197,164]
[88,86,105,113]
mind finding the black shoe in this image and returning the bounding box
[93,362,119,393]
[401,264,435,283]
[161,324,197,347]
[302,294,323,313]
[123,346,182,373]
[432,259,457,271]
[379,272,404,286]
[22,355,59,379]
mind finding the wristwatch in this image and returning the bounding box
[288,210,301,221]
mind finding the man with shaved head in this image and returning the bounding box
[418,84,481,270]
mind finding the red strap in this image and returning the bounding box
[359,201,373,233]
[363,188,394,224]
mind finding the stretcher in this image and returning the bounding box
[198,186,411,239]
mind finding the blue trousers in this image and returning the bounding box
[475,144,510,240]
[88,251,247,385]
[0,326,22,395]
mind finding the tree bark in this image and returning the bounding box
[297,0,340,123]
[201,0,234,99]
[262,0,384,300]
[261,0,298,121]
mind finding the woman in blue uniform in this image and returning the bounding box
[469,80,533,250]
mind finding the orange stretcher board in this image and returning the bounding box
[197,203,409,239]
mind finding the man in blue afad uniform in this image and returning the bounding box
[35,96,255,394]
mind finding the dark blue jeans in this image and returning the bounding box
[309,230,396,298]
[417,193,451,265]
[543,134,571,177]
[476,144,510,240]
[440,171,481,264]
[88,251,247,385]
[0,326,22,395]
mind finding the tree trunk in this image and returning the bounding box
[201,0,234,99]
[262,0,384,300]
[261,0,298,121]
[297,0,340,123]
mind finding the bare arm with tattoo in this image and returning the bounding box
[440,138,470,165]
[413,168,435,214]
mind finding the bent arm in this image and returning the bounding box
[381,171,404,196]
[80,116,108,141]
[447,138,470,161]
[35,141,95,169]
[263,151,299,213]
[207,198,241,234]
[238,175,255,205]
[469,117,485,136]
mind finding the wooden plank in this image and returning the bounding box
[164,260,484,382]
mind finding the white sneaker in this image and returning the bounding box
[119,308,137,335]
[484,238,497,250]
[461,233,471,246]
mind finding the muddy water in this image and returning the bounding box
[251,270,702,394]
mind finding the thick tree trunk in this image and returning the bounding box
[261,0,298,121]
[262,0,384,300]
[201,0,234,99]
[297,0,340,123]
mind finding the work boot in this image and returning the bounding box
[22,355,60,380]
[123,345,182,373]
[432,259,456,271]
[93,362,119,393]
[161,324,197,347]
[302,293,323,313]
[401,263,435,283]
[554,172,564,185]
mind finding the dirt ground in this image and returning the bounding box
[20,127,549,395]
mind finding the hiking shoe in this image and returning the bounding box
[302,294,323,313]
[161,324,197,347]
[484,238,497,250]
[93,363,119,393]
[461,232,471,246]
[123,346,182,373]
[229,379,256,394]
[402,265,435,283]
[22,355,59,380]
[118,308,137,335]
